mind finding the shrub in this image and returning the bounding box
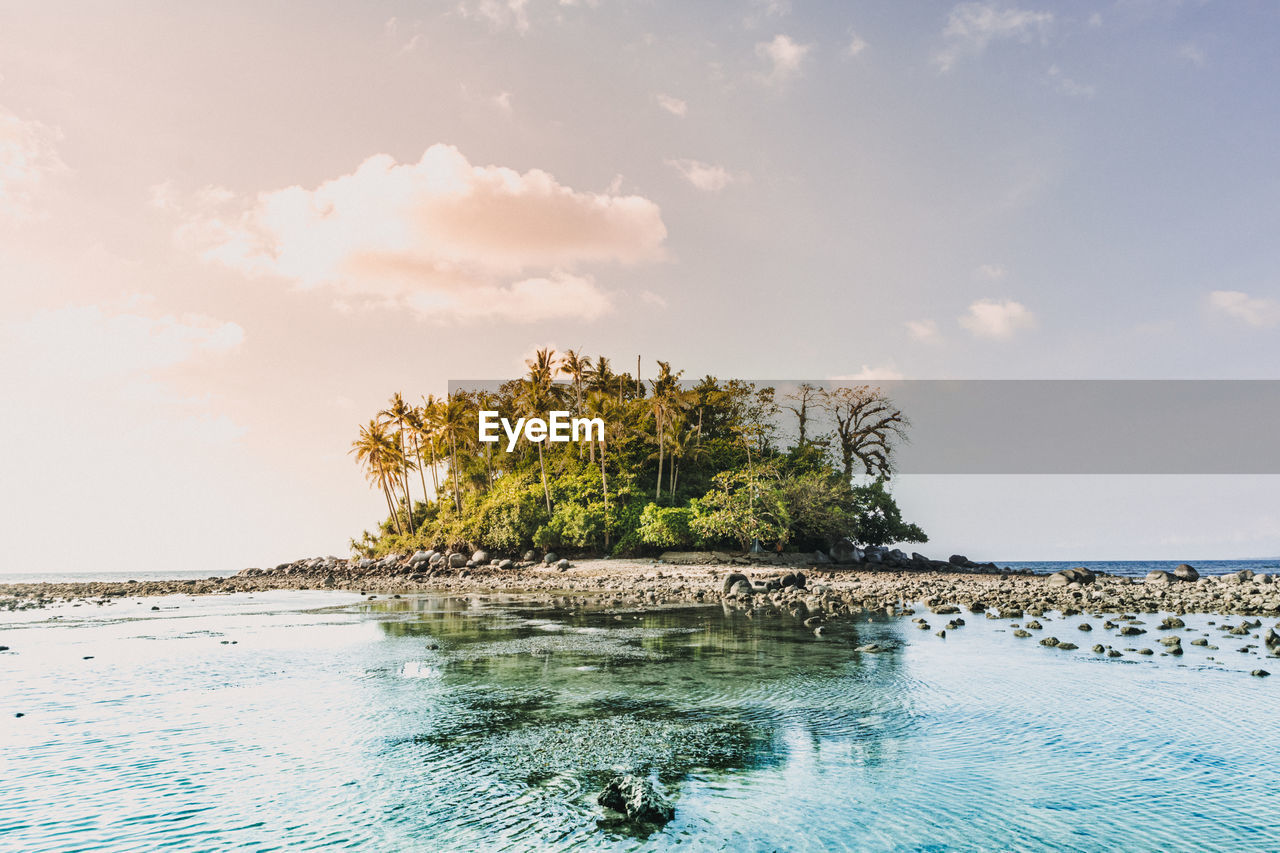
[637,503,696,549]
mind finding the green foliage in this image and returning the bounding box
[847,478,928,547]
[637,503,696,549]
[688,466,790,550]
[351,356,927,556]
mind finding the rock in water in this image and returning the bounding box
[1173,563,1199,581]
[722,572,750,595]
[597,774,675,825]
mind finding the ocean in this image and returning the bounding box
[2,590,1279,850]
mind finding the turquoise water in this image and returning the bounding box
[2,591,1279,851]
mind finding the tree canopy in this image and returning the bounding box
[349,354,925,557]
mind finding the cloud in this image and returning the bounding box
[744,0,791,29]
[459,0,532,33]
[959,298,1036,338]
[1209,290,1280,328]
[846,31,869,57]
[975,263,1008,280]
[174,144,667,323]
[0,105,67,219]
[1178,43,1206,67]
[664,158,746,192]
[830,364,905,381]
[2,301,247,443]
[639,290,668,308]
[1047,64,1095,98]
[493,91,513,113]
[905,318,940,342]
[655,93,688,117]
[755,34,811,84]
[935,3,1053,71]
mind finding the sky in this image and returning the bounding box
[2,0,1279,574]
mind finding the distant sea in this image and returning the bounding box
[2,559,1278,585]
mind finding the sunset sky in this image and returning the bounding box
[3,1,1280,573]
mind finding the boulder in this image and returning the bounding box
[812,550,831,564]
[829,537,858,563]
[447,553,466,569]
[722,573,750,595]
[555,558,571,571]
[1145,570,1174,585]
[729,580,753,597]
[864,546,887,563]
[1173,563,1199,582]
[543,552,559,565]
[597,774,675,826]
[911,552,929,563]
[887,548,908,563]
[498,559,514,570]
[523,550,538,562]
[949,554,969,566]
[471,550,489,565]
[408,551,431,566]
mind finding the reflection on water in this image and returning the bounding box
[2,591,1280,851]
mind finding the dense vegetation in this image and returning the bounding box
[349,350,925,557]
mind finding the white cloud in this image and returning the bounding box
[655,93,688,117]
[174,144,666,323]
[1209,290,1280,328]
[0,105,67,219]
[830,364,905,381]
[935,3,1053,72]
[975,263,1008,280]
[744,0,791,29]
[1178,43,1206,67]
[1047,64,1095,98]
[2,301,247,443]
[755,34,811,84]
[906,318,940,342]
[664,158,746,192]
[494,91,513,113]
[846,31,869,57]
[459,0,532,33]
[639,290,668,308]
[959,298,1036,338]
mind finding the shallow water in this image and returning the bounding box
[2,591,1279,851]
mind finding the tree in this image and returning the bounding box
[379,392,416,509]
[438,392,471,512]
[783,383,821,447]
[847,478,927,547]
[349,420,406,536]
[522,349,559,514]
[819,385,909,480]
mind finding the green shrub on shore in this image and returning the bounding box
[349,352,926,558]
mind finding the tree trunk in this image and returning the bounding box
[449,433,461,512]
[600,440,609,549]
[537,439,552,515]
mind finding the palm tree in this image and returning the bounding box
[520,361,556,515]
[438,392,471,512]
[379,392,415,508]
[587,391,622,550]
[559,349,592,414]
[349,419,405,536]
[405,405,430,504]
[419,395,444,501]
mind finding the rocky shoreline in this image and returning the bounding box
[3,549,1280,622]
